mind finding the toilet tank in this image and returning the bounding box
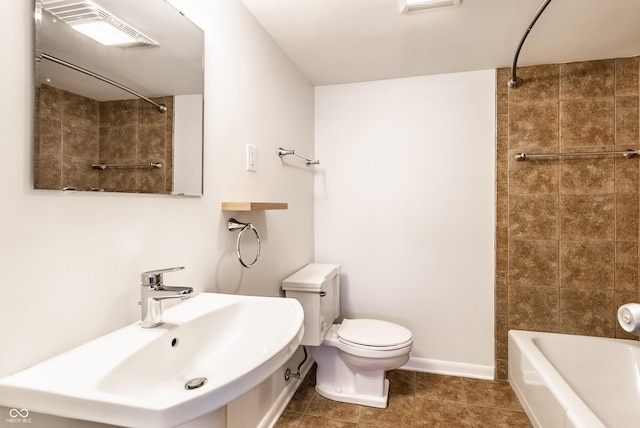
[282,263,341,346]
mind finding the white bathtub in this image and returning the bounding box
[508,330,640,428]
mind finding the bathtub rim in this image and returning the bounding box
[507,329,634,428]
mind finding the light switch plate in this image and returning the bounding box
[246,144,257,171]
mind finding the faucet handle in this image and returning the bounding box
[141,266,185,287]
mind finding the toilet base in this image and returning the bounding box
[315,378,390,408]
[312,340,401,409]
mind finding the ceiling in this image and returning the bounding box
[240,0,640,86]
[38,0,203,100]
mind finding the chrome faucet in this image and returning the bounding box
[139,266,194,328]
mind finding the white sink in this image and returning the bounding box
[0,293,304,427]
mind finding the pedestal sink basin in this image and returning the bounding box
[0,293,304,427]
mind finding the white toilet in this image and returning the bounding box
[282,263,413,408]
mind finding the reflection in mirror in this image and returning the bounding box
[34,0,204,195]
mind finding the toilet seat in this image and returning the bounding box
[337,319,413,351]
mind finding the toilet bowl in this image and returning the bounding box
[282,264,413,408]
[313,319,413,407]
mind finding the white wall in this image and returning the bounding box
[2,1,499,424]
[173,94,204,196]
[314,71,496,376]
[0,0,314,382]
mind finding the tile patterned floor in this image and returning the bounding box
[275,366,532,428]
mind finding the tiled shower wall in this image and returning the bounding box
[35,84,173,193]
[98,97,173,193]
[495,56,640,379]
[35,84,100,190]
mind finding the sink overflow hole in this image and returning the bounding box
[171,338,179,347]
[185,377,207,390]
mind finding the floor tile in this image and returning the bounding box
[274,410,303,428]
[306,393,361,423]
[468,405,533,428]
[387,369,415,397]
[460,378,524,411]
[415,372,467,403]
[358,393,415,427]
[276,366,532,428]
[299,414,358,428]
[286,382,316,413]
[415,397,474,427]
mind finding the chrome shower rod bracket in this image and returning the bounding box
[507,0,553,89]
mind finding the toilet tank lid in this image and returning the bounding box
[282,263,341,292]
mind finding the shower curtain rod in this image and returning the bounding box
[38,53,168,113]
[507,0,553,88]
[515,149,640,161]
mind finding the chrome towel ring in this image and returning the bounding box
[227,218,261,268]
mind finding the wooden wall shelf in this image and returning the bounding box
[221,202,288,211]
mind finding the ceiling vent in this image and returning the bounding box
[402,0,461,13]
[41,0,158,47]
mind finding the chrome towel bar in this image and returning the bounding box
[278,147,319,166]
[515,149,640,161]
[92,162,162,170]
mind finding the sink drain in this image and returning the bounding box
[184,377,208,390]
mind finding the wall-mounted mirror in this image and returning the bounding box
[34,0,204,195]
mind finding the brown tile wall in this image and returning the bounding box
[98,97,173,193]
[35,84,173,193]
[495,57,640,379]
[35,84,100,190]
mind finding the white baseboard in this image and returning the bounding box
[400,356,495,380]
